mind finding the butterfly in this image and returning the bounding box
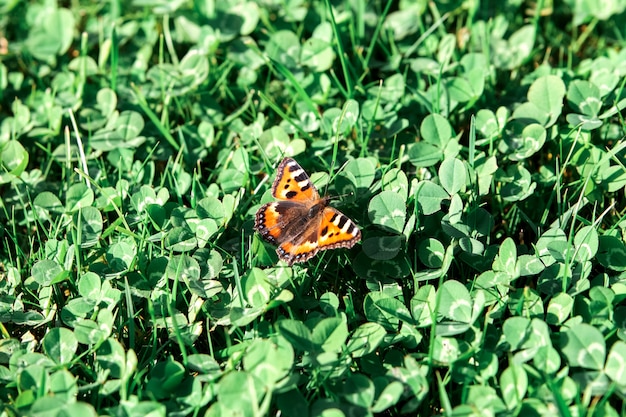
[254,157,361,265]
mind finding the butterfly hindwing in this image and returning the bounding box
[277,227,321,265]
[254,200,308,245]
[276,207,361,265]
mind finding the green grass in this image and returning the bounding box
[1,0,626,416]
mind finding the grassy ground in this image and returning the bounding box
[1,0,626,416]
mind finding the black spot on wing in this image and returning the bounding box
[254,205,278,244]
[336,214,348,229]
[294,172,308,182]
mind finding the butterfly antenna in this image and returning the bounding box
[329,191,355,202]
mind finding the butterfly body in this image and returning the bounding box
[254,158,361,265]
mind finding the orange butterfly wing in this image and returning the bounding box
[271,157,319,202]
[276,206,361,265]
[254,158,361,265]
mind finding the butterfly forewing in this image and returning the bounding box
[271,158,319,202]
[254,157,361,265]
[317,208,361,249]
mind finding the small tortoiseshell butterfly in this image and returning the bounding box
[254,157,361,265]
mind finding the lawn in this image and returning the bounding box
[1,0,626,416]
